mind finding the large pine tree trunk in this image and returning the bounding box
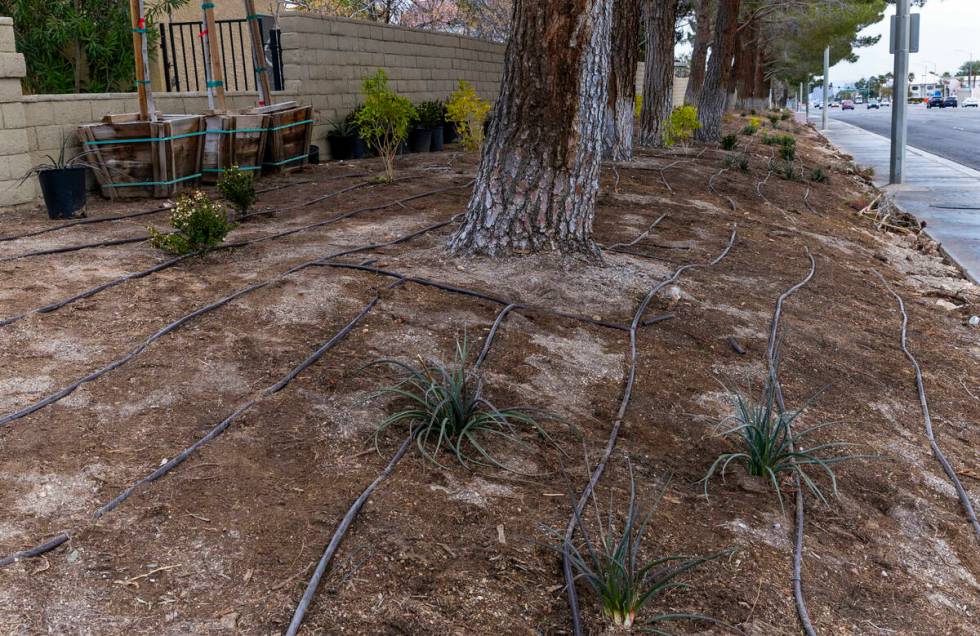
[449,0,615,256]
[638,0,679,147]
[603,0,641,161]
[694,0,740,141]
[684,0,712,106]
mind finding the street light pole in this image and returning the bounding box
[890,0,911,184]
[822,46,829,131]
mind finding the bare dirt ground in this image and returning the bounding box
[0,116,978,636]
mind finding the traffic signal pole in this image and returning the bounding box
[822,46,829,130]
[890,0,911,184]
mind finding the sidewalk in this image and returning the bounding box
[811,116,980,284]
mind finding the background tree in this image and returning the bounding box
[638,0,680,146]
[957,60,980,88]
[449,0,614,256]
[694,0,739,141]
[684,0,713,106]
[604,0,641,160]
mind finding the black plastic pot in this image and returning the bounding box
[309,145,320,165]
[443,121,458,144]
[430,126,444,152]
[38,167,87,220]
[352,136,368,159]
[408,128,432,153]
[327,135,354,160]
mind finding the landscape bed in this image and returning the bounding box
[0,118,978,635]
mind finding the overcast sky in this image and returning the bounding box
[831,0,979,82]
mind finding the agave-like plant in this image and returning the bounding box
[703,378,856,512]
[552,462,727,630]
[365,337,554,471]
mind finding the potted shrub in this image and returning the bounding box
[416,100,445,151]
[22,134,90,219]
[446,80,492,151]
[345,105,369,159]
[327,117,358,161]
[407,109,433,153]
[354,69,416,182]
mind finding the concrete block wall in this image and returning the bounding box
[276,12,505,150]
[0,17,34,205]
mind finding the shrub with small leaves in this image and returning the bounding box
[148,190,234,254]
[217,165,256,219]
[779,142,796,162]
[779,160,801,181]
[767,113,780,125]
[446,80,492,151]
[741,123,758,136]
[356,69,416,182]
[809,167,828,183]
[725,154,750,172]
[720,134,739,151]
[662,105,700,147]
[780,109,792,121]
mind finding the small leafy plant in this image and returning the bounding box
[217,165,256,219]
[446,80,492,150]
[741,116,761,135]
[365,337,554,471]
[148,190,234,254]
[662,105,700,147]
[809,166,828,183]
[355,69,416,182]
[724,154,750,172]
[552,461,727,629]
[415,100,444,129]
[329,116,357,138]
[780,109,792,121]
[720,133,739,151]
[767,113,780,125]
[779,142,796,162]
[779,160,801,181]
[702,378,858,512]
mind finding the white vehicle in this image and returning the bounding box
[964,97,979,108]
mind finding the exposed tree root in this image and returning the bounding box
[562,225,738,636]
[875,272,980,543]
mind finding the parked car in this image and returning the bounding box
[880,99,891,107]
[926,96,944,109]
[867,99,879,109]
[964,97,979,108]
[829,101,840,108]
[943,96,958,108]
[841,100,855,110]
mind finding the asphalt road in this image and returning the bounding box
[808,104,980,171]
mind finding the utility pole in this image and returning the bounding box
[890,0,911,184]
[805,81,810,120]
[822,46,829,131]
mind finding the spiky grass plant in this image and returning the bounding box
[366,338,554,471]
[554,463,727,630]
[703,379,857,512]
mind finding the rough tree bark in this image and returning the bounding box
[684,0,713,106]
[604,0,642,161]
[638,0,680,147]
[694,0,741,141]
[449,0,615,256]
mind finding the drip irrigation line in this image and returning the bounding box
[602,214,667,251]
[764,249,817,636]
[874,272,980,543]
[0,283,392,569]
[285,298,516,636]
[0,214,465,428]
[0,183,472,329]
[803,187,817,214]
[0,177,325,244]
[708,167,737,213]
[0,176,468,265]
[606,246,674,262]
[562,225,738,636]
[313,262,632,332]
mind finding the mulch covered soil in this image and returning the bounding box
[0,115,977,636]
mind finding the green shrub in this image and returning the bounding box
[662,105,700,147]
[365,337,555,471]
[779,160,801,181]
[720,134,739,151]
[725,154,750,172]
[217,165,256,219]
[415,100,444,129]
[551,461,727,629]
[355,69,416,182]
[767,113,780,125]
[779,143,796,162]
[148,190,234,254]
[702,380,860,512]
[780,109,792,121]
[741,123,758,136]
[446,80,492,150]
[809,167,828,183]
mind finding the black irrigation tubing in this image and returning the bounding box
[602,214,667,251]
[709,167,738,213]
[764,249,818,636]
[0,183,473,329]
[0,213,466,428]
[562,225,738,636]
[0,175,461,265]
[312,262,632,332]
[0,280,392,570]
[0,177,325,244]
[285,298,517,636]
[803,187,817,214]
[874,272,980,543]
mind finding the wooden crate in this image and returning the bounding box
[201,112,271,184]
[78,114,206,199]
[245,102,315,175]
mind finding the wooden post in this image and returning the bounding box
[202,2,227,111]
[244,0,273,107]
[129,0,157,121]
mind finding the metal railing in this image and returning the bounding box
[159,17,284,93]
